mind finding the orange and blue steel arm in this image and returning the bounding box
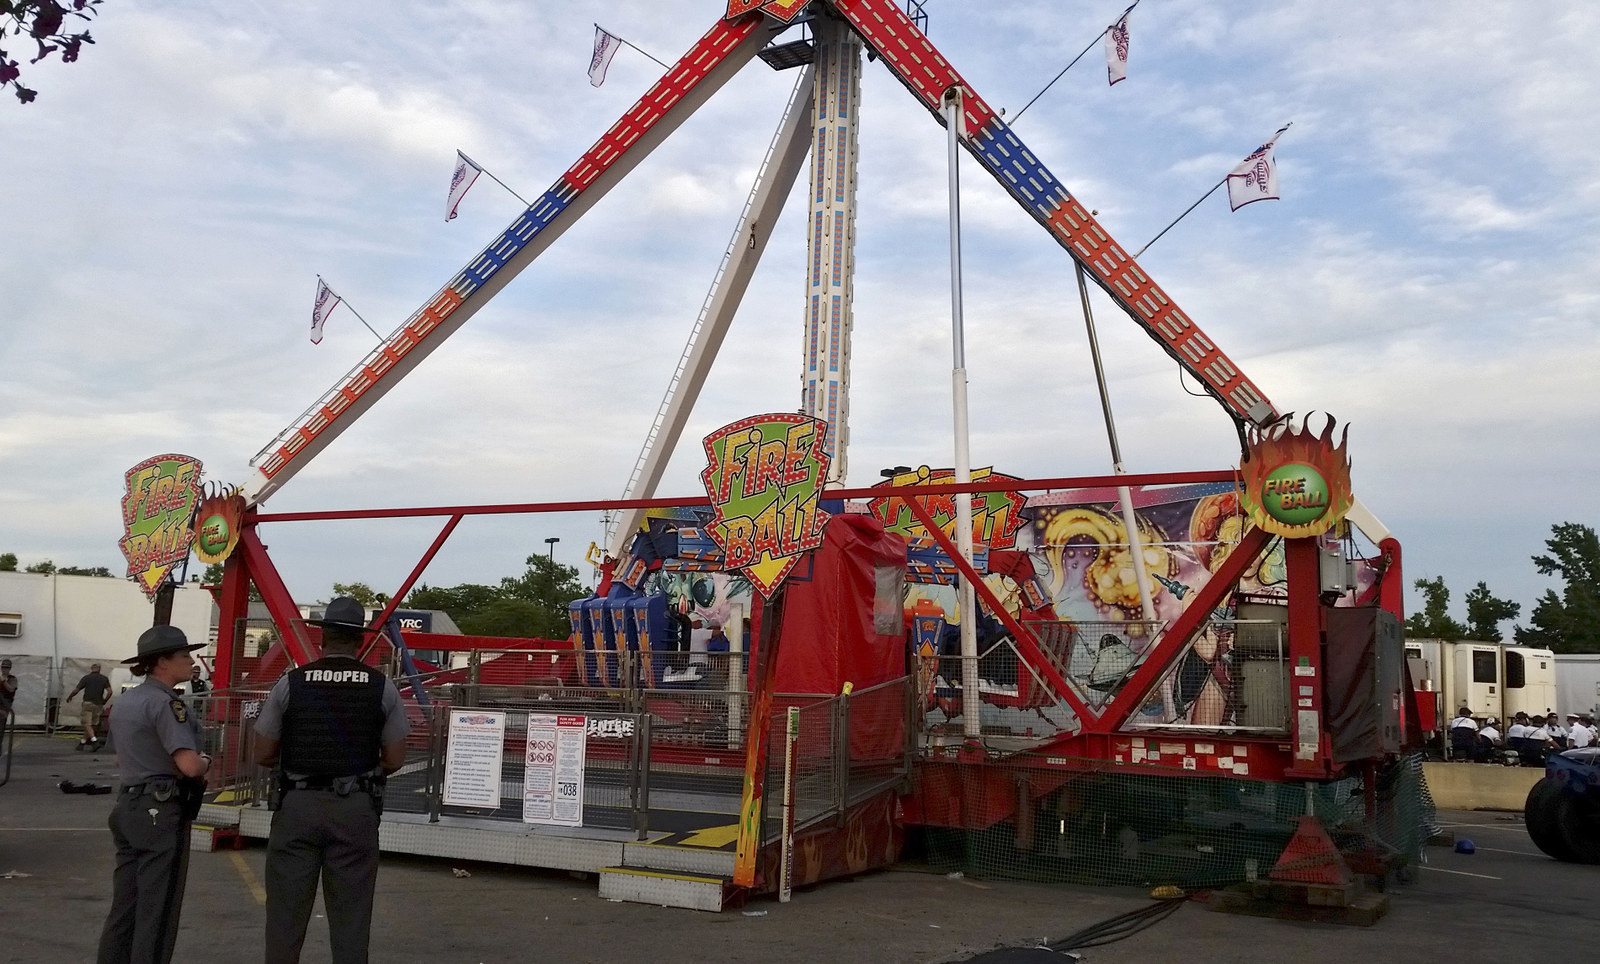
[243,13,773,506]
[827,0,1278,428]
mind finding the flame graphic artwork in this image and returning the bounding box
[1240,413,1353,539]
[191,483,247,565]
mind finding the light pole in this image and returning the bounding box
[544,537,560,561]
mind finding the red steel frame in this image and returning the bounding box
[212,466,1386,786]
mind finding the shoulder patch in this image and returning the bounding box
[170,698,188,723]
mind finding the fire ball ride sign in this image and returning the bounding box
[118,454,203,598]
[1239,414,1354,540]
[191,485,248,565]
[700,413,831,596]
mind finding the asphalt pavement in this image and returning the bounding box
[1,731,1594,963]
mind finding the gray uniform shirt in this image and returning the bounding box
[110,676,202,784]
[252,669,411,778]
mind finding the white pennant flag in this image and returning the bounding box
[589,24,621,87]
[446,151,483,222]
[1106,10,1131,86]
[310,276,342,345]
[1226,125,1290,211]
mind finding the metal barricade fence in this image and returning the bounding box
[203,653,898,843]
[193,690,273,803]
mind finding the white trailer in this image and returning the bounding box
[0,572,214,727]
[1403,638,1558,738]
[1554,653,1600,720]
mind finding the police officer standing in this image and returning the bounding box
[97,626,210,964]
[252,597,410,964]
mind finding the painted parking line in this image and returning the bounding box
[1422,865,1502,880]
[1471,846,1542,857]
[0,827,105,831]
[1435,823,1526,832]
[229,851,267,906]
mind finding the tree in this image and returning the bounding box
[407,551,589,640]
[1405,576,1468,640]
[1,1,104,105]
[58,565,113,577]
[1464,581,1520,642]
[24,559,55,574]
[332,582,384,608]
[0,552,16,571]
[202,561,225,584]
[1515,522,1600,654]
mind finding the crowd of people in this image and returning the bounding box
[1447,706,1597,764]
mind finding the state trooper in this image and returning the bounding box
[97,625,210,964]
[252,597,410,964]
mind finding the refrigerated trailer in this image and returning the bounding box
[1404,639,1558,733]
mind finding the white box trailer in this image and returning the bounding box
[0,572,214,727]
[1555,654,1600,720]
[1403,638,1557,732]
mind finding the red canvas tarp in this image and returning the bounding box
[770,513,907,695]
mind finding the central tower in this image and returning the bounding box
[800,14,863,485]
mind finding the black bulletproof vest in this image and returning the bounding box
[280,656,386,777]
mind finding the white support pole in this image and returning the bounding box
[779,704,799,903]
[606,69,817,558]
[1074,262,1157,624]
[943,89,980,739]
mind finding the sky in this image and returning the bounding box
[2,0,1596,634]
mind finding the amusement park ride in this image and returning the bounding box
[184,1,1418,908]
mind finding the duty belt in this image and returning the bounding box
[284,775,377,794]
[120,779,178,799]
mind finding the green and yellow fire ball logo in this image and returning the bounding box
[1241,415,1353,540]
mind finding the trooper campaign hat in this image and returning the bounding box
[122,625,205,664]
[306,596,381,635]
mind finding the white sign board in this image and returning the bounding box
[522,713,586,827]
[443,709,507,809]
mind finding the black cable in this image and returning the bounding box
[1046,895,1189,952]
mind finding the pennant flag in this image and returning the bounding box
[1106,10,1131,86]
[589,24,621,87]
[1226,125,1290,211]
[310,276,342,345]
[446,150,483,222]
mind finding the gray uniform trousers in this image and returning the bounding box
[97,792,191,964]
[265,789,381,964]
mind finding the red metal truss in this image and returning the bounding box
[1100,524,1275,731]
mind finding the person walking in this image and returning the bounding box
[0,658,17,751]
[97,626,210,964]
[252,597,410,964]
[67,662,114,750]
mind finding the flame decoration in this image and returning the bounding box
[1240,412,1354,539]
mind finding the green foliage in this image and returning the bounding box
[1515,522,1600,654]
[1404,576,1468,640]
[58,565,113,577]
[407,552,588,640]
[1,1,104,105]
[0,552,16,571]
[1463,581,1519,642]
[332,582,385,607]
[24,559,55,574]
